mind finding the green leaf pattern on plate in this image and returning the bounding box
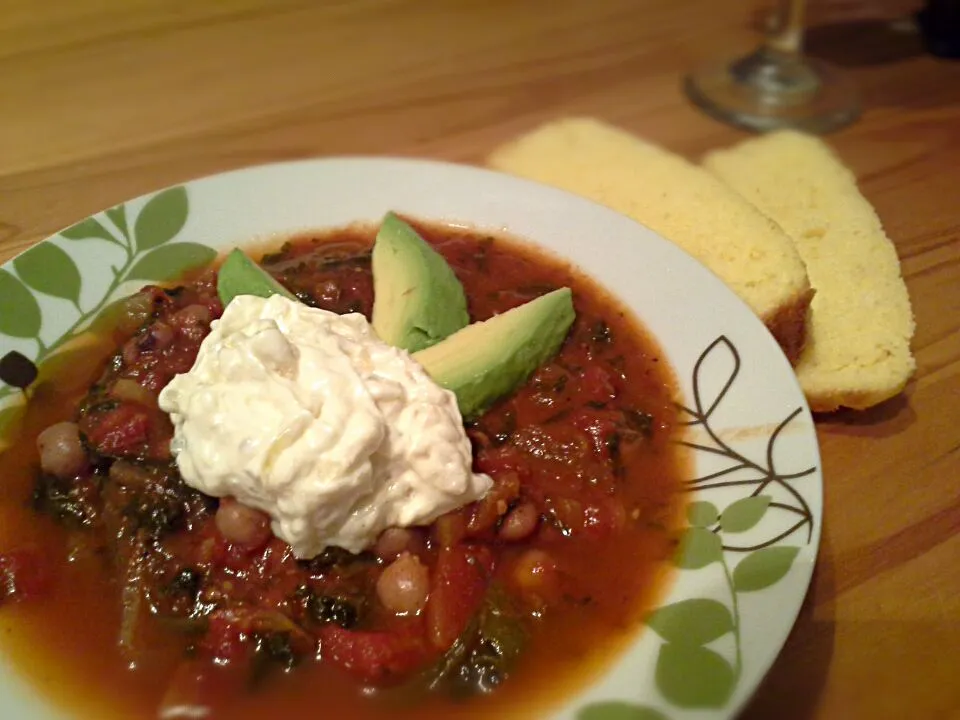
[105,204,129,239]
[577,701,669,720]
[0,269,42,339]
[133,186,188,251]
[733,546,801,593]
[13,242,83,307]
[674,527,723,570]
[647,599,734,646]
[719,495,771,534]
[0,185,213,409]
[128,242,217,281]
[686,500,719,528]
[627,336,817,717]
[656,644,735,708]
[59,216,119,244]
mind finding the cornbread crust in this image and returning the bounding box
[764,286,816,365]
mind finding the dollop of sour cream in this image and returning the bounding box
[157,294,491,557]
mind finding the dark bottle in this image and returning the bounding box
[918,0,960,58]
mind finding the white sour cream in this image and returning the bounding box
[157,294,491,557]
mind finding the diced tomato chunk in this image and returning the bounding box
[0,549,52,603]
[199,611,251,664]
[82,403,150,456]
[432,511,468,548]
[426,545,492,651]
[319,622,434,684]
[571,408,620,458]
[191,520,229,567]
[205,296,224,321]
[219,536,266,573]
[474,446,530,481]
[582,498,627,542]
[579,364,618,404]
[466,471,521,537]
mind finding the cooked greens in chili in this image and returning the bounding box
[0,222,685,720]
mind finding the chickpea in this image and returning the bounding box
[215,498,272,548]
[37,422,87,479]
[173,305,213,343]
[147,321,174,349]
[174,304,212,326]
[376,552,430,615]
[374,527,425,562]
[498,502,540,542]
[512,549,560,605]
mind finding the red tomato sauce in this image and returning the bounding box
[0,222,686,720]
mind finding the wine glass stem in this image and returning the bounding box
[765,0,807,55]
[682,0,860,133]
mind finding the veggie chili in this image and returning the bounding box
[0,222,685,720]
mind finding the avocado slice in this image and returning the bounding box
[372,213,469,352]
[413,288,575,420]
[213,234,576,422]
[217,248,297,307]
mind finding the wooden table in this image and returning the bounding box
[2,1,958,718]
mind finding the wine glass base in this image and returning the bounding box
[684,51,861,134]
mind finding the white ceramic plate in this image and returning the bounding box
[0,158,822,720]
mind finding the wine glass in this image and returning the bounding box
[684,0,861,133]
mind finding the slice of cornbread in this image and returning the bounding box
[703,130,916,411]
[487,118,813,363]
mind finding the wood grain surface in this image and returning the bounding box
[1,1,958,718]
